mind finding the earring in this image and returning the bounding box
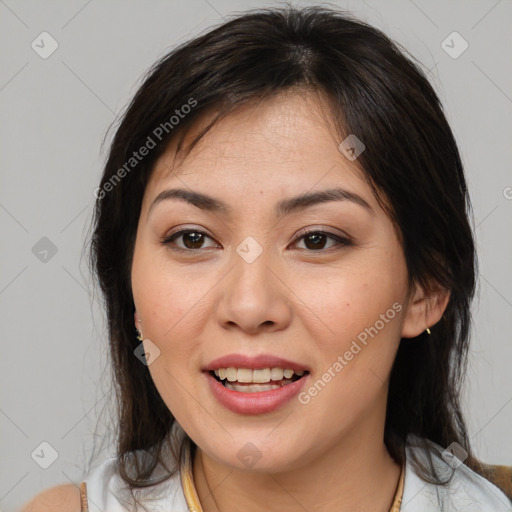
[135,329,143,341]
[426,328,431,335]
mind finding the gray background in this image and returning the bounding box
[1,0,511,510]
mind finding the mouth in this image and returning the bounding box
[203,354,311,413]
[209,367,309,393]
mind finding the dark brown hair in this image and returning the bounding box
[88,4,509,506]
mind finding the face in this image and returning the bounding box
[131,90,412,472]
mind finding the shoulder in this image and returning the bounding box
[475,462,512,502]
[83,454,186,509]
[20,484,80,512]
[403,436,512,511]
[20,457,120,512]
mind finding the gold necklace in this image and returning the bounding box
[181,437,405,512]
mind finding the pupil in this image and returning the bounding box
[184,232,203,249]
[305,233,326,250]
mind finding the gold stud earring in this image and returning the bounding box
[426,328,431,335]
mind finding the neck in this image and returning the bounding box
[192,411,402,512]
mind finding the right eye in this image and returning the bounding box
[161,229,220,252]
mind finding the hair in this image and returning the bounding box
[88,3,510,507]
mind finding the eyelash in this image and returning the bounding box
[160,227,352,254]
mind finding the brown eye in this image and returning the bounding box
[181,232,206,249]
[303,233,328,250]
[293,230,352,251]
[161,229,218,251]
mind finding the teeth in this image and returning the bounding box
[252,368,271,383]
[212,367,306,383]
[226,368,237,382]
[270,368,284,381]
[225,381,283,392]
[237,368,253,383]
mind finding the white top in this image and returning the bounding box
[400,437,511,511]
[83,425,511,511]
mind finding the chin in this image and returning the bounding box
[200,435,311,473]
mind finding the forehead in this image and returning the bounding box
[146,90,370,206]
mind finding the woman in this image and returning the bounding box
[23,5,512,511]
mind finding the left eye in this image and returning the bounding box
[161,229,351,252]
[293,230,351,251]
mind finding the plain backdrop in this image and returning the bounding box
[1,0,511,510]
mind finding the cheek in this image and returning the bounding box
[132,259,211,418]
[132,241,211,339]
[296,256,407,351]
[131,257,219,419]
[294,262,406,418]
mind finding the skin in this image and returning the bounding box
[129,89,449,512]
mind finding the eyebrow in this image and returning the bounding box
[148,187,374,219]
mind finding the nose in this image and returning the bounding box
[215,249,293,335]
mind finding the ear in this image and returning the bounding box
[401,282,450,338]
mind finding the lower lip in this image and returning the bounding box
[204,372,309,415]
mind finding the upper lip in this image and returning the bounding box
[203,354,310,372]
